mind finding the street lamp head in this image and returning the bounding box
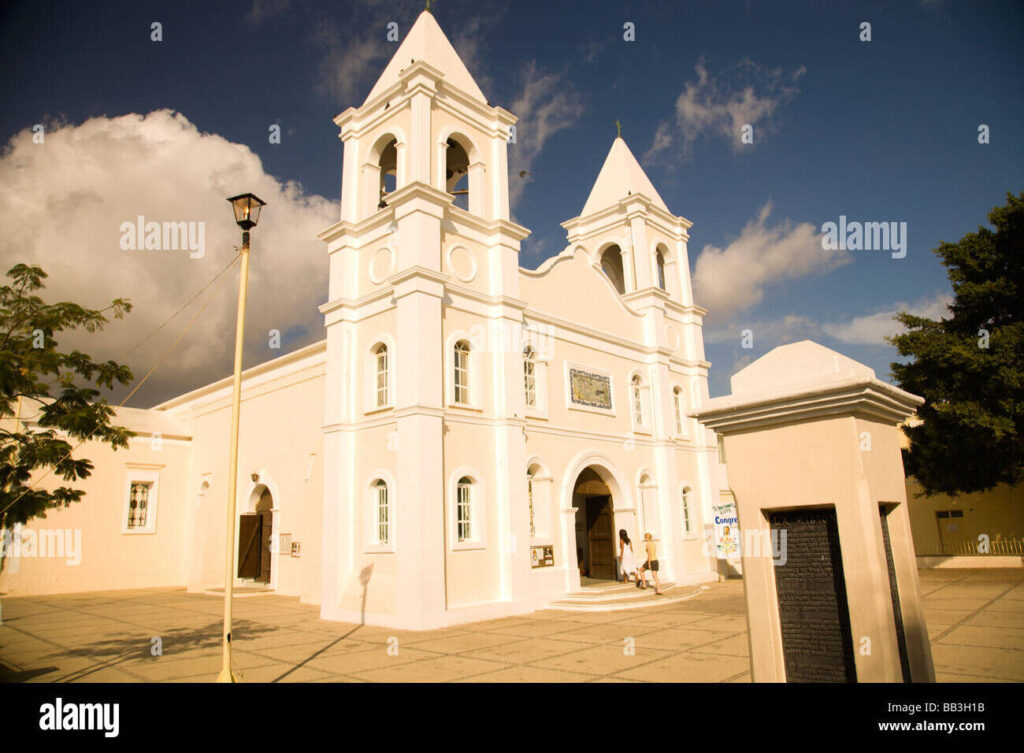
[227,193,267,231]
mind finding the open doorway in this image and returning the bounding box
[573,468,617,580]
[238,487,273,584]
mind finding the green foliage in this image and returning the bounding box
[889,192,1024,496]
[1,264,134,526]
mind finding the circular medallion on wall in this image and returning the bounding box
[447,245,478,283]
[368,246,396,285]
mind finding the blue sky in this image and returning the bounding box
[0,0,1021,401]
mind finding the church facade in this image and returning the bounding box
[1,11,730,630]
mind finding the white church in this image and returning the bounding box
[1,10,733,630]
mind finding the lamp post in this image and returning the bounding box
[218,192,266,683]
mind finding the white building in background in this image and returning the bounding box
[0,10,730,629]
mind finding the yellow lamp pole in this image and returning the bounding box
[218,193,266,683]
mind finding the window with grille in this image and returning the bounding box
[454,341,470,404]
[656,250,666,290]
[128,482,151,529]
[681,487,692,535]
[523,346,536,407]
[631,375,644,425]
[373,479,389,544]
[527,469,536,538]
[375,344,389,407]
[457,477,473,542]
[673,387,684,434]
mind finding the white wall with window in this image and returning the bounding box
[449,469,486,550]
[365,472,395,553]
[122,466,161,534]
[672,385,688,437]
[636,472,660,539]
[680,484,695,537]
[629,371,651,433]
[446,333,483,410]
[522,345,550,417]
[364,335,395,412]
[526,461,553,540]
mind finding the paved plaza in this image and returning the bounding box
[0,568,1020,683]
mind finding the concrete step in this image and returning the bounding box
[560,581,678,602]
[544,584,709,612]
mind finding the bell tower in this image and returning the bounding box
[562,136,695,305]
[319,9,530,629]
[335,10,517,227]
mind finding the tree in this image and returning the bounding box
[1,264,134,528]
[889,191,1023,497]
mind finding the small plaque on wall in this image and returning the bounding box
[291,542,302,558]
[530,545,554,568]
[569,368,612,410]
[277,533,292,555]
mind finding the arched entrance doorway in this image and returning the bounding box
[572,468,617,580]
[238,486,273,584]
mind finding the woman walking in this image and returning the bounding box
[637,532,663,594]
[618,529,637,584]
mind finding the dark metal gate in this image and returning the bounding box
[768,508,857,682]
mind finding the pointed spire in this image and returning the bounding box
[363,11,486,105]
[581,137,669,216]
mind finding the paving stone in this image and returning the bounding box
[457,666,597,682]
[350,654,508,682]
[615,651,751,683]
[530,643,672,675]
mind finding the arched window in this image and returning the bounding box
[457,477,473,542]
[631,375,644,425]
[523,346,536,408]
[453,340,470,404]
[527,467,536,538]
[373,479,390,544]
[681,486,692,535]
[601,245,626,294]
[655,249,667,291]
[374,343,389,407]
[673,386,684,434]
[378,138,397,207]
[446,138,470,211]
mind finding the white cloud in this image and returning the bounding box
[645,57,805,161]
[507,61,585,209]
[693,202,848,320]
[0,110,336,406]
[822,291,952,345]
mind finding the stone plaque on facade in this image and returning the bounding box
[768,508,857,682]
[569,368,612,409]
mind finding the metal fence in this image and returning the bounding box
[939,538,1024,556]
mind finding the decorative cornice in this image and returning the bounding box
[692,378,924,434]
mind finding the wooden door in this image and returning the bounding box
[238,514,262,579]
[587,496,615,579]
[258,511,272,584]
